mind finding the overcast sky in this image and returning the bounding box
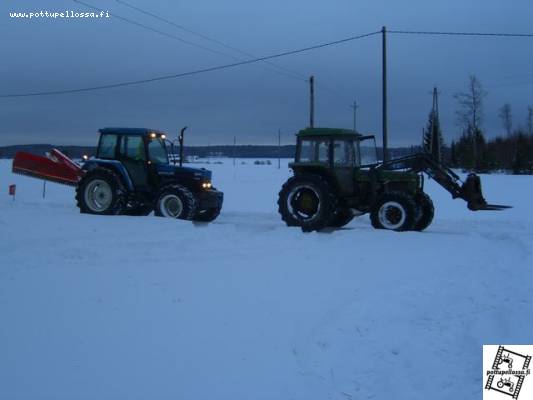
[1,0,533,146]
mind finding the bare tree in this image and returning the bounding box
[454,75,487,169]
[499,103,513,137]
[454,75,487,131]
[527,106,533,135]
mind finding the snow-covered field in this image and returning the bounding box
[0,158,532,400]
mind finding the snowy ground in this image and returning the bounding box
[0,158,532,400]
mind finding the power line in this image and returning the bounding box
[0,31,380,98]
[75,0,303,82]
[73,0,241,60]
[115,0,306,82]
[114,0,354,100]
[389,30,533,37]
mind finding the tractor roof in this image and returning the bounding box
[296,127,362,138]
[98,127,167,136]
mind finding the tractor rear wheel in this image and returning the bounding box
[278,174,337,232]
[155,185,196,220]
[76,168,125,215]
[370,191,417,231]
[413,192,434,231]
[329,208,355,228]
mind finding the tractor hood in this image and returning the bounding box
[156,163,212,181]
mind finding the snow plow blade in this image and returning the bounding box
[12,149,84,186]
[460,173,512,211]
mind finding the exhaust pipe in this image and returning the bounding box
[179,126,187,167]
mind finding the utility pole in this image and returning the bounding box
[349,100,359,131]
[381,26,389,162]
[278,129,281,169]
[309,75,315,128]
[233,136,236,166]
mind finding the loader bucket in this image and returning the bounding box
[460,173,511,211]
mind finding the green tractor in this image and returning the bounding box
[278,128,509,232]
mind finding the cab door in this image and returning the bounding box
[332,139,356,196]
[118,134,150,190]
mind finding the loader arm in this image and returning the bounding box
[377,153,511,211]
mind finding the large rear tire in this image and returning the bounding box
[370,191,417,231]
[278,174,337,232]
[155,185,196,220]
[76,168,125,215]
[413,192,434,231]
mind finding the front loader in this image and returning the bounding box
[278,127,510,232]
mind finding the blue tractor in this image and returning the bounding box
[76,127,223,222]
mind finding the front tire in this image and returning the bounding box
[76,168,125,215]
[370,191,417,231]
[155,185,196,220]
[278,174,337,232]
[413,192,434,231]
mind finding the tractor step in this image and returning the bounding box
[12,149,84,186]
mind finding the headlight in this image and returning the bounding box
[201,182,212,189]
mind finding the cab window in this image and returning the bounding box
[120,135,146,161]
[298,139,330,164]
[333,140,356,167]
[98,134,118,159]
[148,138,169,164]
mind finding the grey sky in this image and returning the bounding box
[1,0,532,146]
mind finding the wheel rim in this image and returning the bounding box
[287,185,321,221]
[378,201,406,230]
[160,194,183,218]
[84,179,113,212]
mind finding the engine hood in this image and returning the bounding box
[156,164,212,180]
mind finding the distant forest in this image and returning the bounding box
[422,76,533,174]
[0,143,420,161]
[2,77,532,174]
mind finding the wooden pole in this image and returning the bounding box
[309,75,315,128]
[278,129,281,169]
[382,26,389,162]
[350,100,359,132]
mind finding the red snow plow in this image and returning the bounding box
[12,149,84,186]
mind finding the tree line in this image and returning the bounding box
[422,76,533,174]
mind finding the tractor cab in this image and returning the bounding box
[90,128,212,193]
[290,128,379,196]
[292,127,379,169]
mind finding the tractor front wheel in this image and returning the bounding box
[278,174,337,232]
[370,192,417,231]
[413,192,434,231]
[155,185,196,220]
[76,168,125,215]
